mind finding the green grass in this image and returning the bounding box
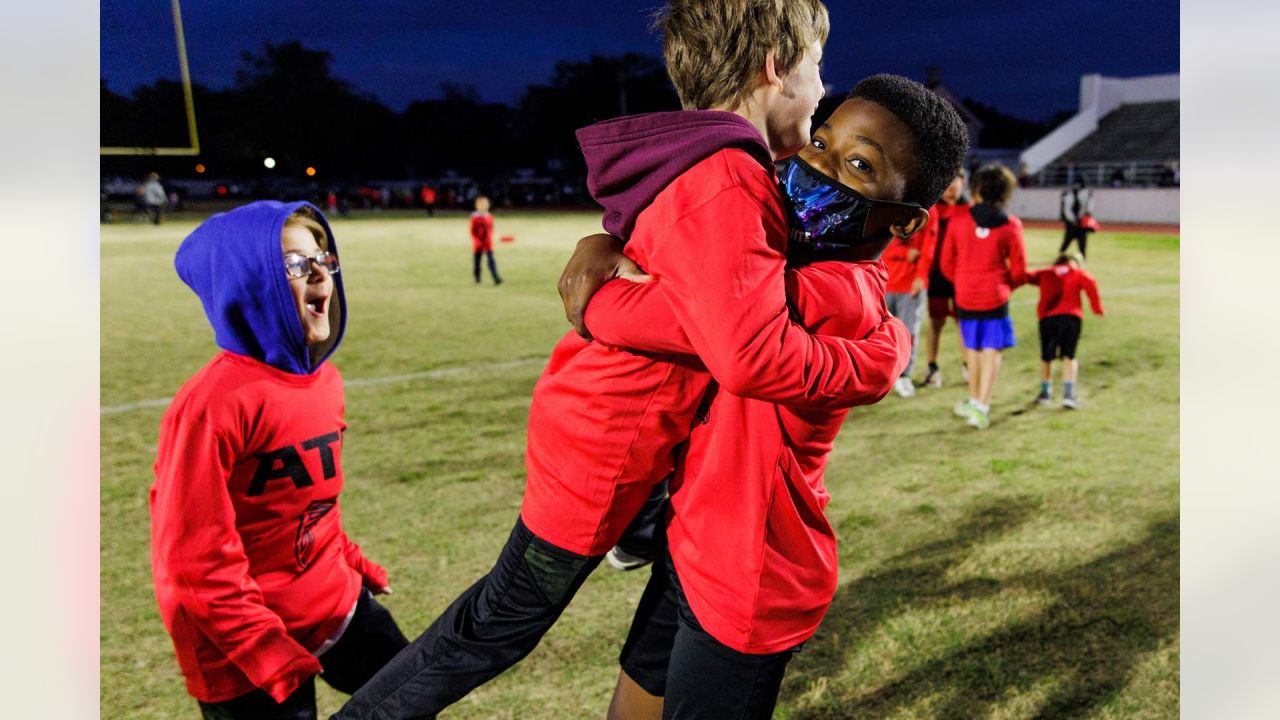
[102,212,1178,719]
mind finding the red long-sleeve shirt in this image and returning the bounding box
[519,148,909,556]
[940,206,1028,313]
[1027,264,1105,319]
[470,212,494,252]
[587,260,902,652]
[151,352,387,703]
[882,218,934,294]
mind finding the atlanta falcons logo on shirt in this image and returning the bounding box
[295,498,337,569]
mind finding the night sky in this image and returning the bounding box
[101,0,1179,122]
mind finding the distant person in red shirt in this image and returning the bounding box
[1028,251,1104,409]
[151,202,408,719]
[881,184,936,398]
[419,185,436,217]
[921,170,971,388]
[469,195,502,284]
[941,164,1027,430]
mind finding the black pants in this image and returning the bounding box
[473,250,501,283]
[621,548,799,720]
[199,589,409,720]
[332,516,602,719]
[1060,223,1088,257]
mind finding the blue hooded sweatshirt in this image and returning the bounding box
[175,200,346,375]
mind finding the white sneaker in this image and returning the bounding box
[965,405,991,429]
[953,399,974,417]
[605,546,653,572]
[894,377,916,398]
[1062,396,1079,410]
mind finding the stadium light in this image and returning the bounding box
[306,166,316,177]
[264,157,276,169]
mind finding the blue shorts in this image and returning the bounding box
[959,316,1016,351]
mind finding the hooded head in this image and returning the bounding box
[175,200,346,375]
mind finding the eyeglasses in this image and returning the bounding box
[283,251,340,279]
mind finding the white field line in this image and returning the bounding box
[101,357,547,416]
[102,284,1175,416]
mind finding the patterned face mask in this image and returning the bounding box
[776,155,923,249]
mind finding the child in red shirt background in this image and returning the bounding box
[881,193,936,398]
[151,202,407,719]
[1028,251,1105,408]
[469,195,502,285]
[921,170,972,388]
[941,164,1028,430]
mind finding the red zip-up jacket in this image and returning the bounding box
[588,260,901,652]
[881,217,934,294]
[1027,264,1105,319]
[940,204,1028,313]
[151,352,387,703]
[520,146,910,556]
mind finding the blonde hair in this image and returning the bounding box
[653,0,829,110]
[283,206,329,251]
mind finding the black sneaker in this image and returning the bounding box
[1035,389,1052,406]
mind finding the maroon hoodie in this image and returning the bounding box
[576,110,774,240]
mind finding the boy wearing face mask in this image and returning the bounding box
[151,202,408,719]
[583,75,969,720]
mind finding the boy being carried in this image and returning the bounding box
[584,74,969,720]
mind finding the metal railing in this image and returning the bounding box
[1026,160,1179,188]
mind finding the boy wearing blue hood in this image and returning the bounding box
[150,201,408,719]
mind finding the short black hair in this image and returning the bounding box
[847,74,969,207]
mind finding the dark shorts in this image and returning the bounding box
[928,295,956,320]
[198,589,408,720]
[1039,315,1082,361]
[621,543,800,719]
[927,268,955,300]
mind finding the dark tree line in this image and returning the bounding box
[101,41,680,183]
[102,40,1059,183]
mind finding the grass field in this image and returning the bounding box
[101,210,1178,719]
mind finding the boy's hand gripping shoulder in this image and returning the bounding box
[151,414,323,702]
[586,185,912,408]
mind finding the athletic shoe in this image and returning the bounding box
[965,405,991,430]
[953,399,974,418]
[606,546,652,572]
[1035,390,1052,406]
[894,377,916,398]
[1062,395,1079,410]
[922,367,942,388]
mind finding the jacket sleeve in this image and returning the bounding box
[632,185,910,408]
[1006,221,1028,288]
[150,414,323,703]
[940,220,958,282]
[1025,268,1043,286]
[1083,272,1105,315]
